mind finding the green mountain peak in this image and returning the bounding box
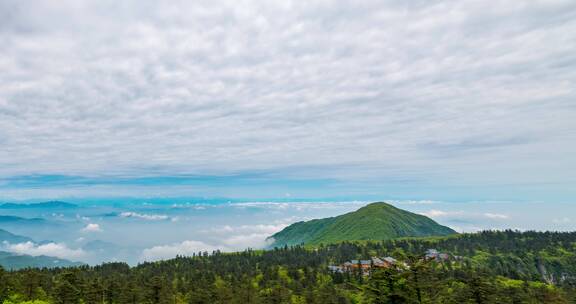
[267,202,457,247]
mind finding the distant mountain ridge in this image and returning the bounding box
[0,251,84,270]
[0,215,46,224]
[0,201,78,209]
[0,228,34,244]
[0,229,82,270]
[267,202,457,247]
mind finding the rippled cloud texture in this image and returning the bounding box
[1,0,575,201]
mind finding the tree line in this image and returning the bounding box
[1,230,575,303]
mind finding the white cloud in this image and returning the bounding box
[391,200,438,205]
[0,0,574,200]
[119,212,169,221]
[202,223,288,235]
[239,224,288,235]
[142,223,289,261]
[141,240,224,262]
[231,201,368,210]
[420,209,464,218]
[171,203,208,210]
[484,213,509,219]
[82,223,102,232]
[4,241,86,260]
[553,217,571,224]
[201,225,235,234]
[221,233,272,248]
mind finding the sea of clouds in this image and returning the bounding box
[1,199,574,265]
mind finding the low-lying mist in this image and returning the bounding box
[1,200,574,265]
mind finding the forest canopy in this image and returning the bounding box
[1,230,575,303]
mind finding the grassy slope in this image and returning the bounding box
[269,202,456,247]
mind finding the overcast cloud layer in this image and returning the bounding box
[1,0,575,200]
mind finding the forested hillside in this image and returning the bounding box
[268,202,456,247]
[1,230,575,303]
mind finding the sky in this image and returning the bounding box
[1,0,576,202]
